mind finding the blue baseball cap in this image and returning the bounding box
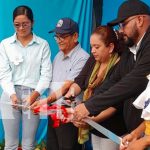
[49,18,79,34]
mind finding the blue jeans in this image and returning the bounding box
[0,85,40,150]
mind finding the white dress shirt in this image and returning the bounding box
[0,33,52,97]
[129,33,145,60]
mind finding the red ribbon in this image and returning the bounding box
[33,104,68,127]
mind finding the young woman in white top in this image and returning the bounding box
[0,5,52,150]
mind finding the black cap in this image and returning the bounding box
[108,0,150,26]
[49,18,79,34]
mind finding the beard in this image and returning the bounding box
[122,25,139,47]
[123,36,134,47]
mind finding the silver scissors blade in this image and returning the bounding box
[39,109,62,116]
[0,101,28,108]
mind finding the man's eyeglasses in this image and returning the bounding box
[119,17,137,29]
[53,33,74,42]
[14,22,31,29]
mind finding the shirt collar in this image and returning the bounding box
[129,33,145,55]
[10,33,40,45]
[62,43,80,59]
[9,33,17,43]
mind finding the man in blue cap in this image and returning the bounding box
[32,17,89,150]
[72,0,150,149]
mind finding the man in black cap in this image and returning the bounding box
[73,0,150,141]
[31,17,89,150]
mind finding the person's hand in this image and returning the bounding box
[30,98,47,109]
[61,106,89,124]
[72,120,89,128]
[120,133,138,150]
[74,103,90,121]
[64,93,73,100]
[10,94,19,109]
[23,95,37,108]
[30,98,48,114]
[63,107,74,123]
[64,86,75,99]
[23,91,40,107]
[123,137,147,150]
[72,115,94,128]
[89,115,99,122]
[120,142,128,150]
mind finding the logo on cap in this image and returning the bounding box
[48,18,79,34]
[56,20,63,27]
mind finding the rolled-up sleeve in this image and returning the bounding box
[35,42,52,94]
[0,42,16,97]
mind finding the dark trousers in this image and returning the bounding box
[47,117,82,150]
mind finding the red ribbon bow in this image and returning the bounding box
[33,104,68,127]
